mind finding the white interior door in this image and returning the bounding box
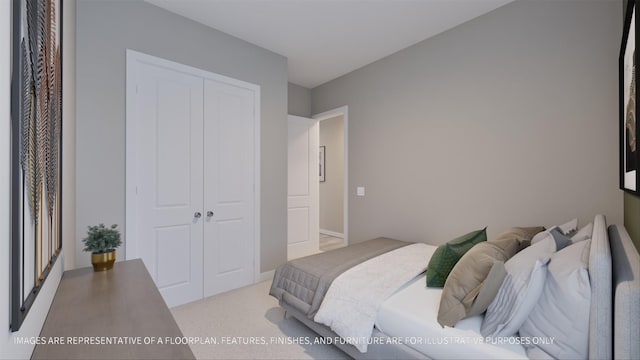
[135,61,204,307]
[287,115,319,260]
[203,79,256,297]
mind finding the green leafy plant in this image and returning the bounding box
[82,224,122,254]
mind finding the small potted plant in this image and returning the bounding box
[82,223,122,271]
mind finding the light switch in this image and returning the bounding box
[356,187,365,196]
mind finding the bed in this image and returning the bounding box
[269,215,640,359]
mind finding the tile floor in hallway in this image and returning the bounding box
[319,233,345,251]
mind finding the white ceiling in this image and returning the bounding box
[145,0,514,89]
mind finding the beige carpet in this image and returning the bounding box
[171,280,349,360]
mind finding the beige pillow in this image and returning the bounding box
[437,226,544,327]
[467,261,506,316]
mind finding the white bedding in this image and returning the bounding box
[314,243,435,353]
[375,274,528,359]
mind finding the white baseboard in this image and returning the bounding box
[258,270,275,282]
[320,229,344,238]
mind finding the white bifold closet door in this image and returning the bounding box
[129,51,257,307]
[136,63,205,307]
[203,79,255,298]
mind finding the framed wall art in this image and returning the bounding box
[10,0,63,331]
[320,146,326,182]
[621,0,640,194]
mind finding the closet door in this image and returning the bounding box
[203,79,256,297]
[128,50,260,307]
[135,62,204,307]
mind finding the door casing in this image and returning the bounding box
[313,106,349,248]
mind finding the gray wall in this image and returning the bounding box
[63,0,77,271]
[288,82,312,117]
[320,116,345,234]
[312,0,623,244]
[76,1,288,272]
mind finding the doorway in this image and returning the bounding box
[314,106,348,250]
[286,106,348,259]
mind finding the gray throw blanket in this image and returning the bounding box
[269,237,411,318]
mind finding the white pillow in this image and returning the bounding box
[480,230,564,337]
[531,218,578,245]
[571,222,593,243]
[519,239,591,359]
[559,218,579,235]
[536,228,575,252]
[480,257,548,337]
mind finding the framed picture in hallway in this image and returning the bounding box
[320,146,326,182]
[10,0,63,331]
[620,0,640,194]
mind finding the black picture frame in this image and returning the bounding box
[620,0,640,194]
[319,146,326,182]
[10,0,63,332]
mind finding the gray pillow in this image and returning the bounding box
[519,239,592,359]
[548,228,573,249]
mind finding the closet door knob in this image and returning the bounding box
[207,211,214,217]
[194,212,202,218]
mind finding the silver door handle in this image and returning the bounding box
[207,211,214,217]
[194,212,202,218]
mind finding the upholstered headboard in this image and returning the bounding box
[609,224,640,359]
[588,214,612,359]
[589,214,640,360]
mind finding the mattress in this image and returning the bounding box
[375,274,528,360]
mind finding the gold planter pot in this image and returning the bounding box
[91,250,116,271]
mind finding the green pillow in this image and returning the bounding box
[426,227,487,287]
